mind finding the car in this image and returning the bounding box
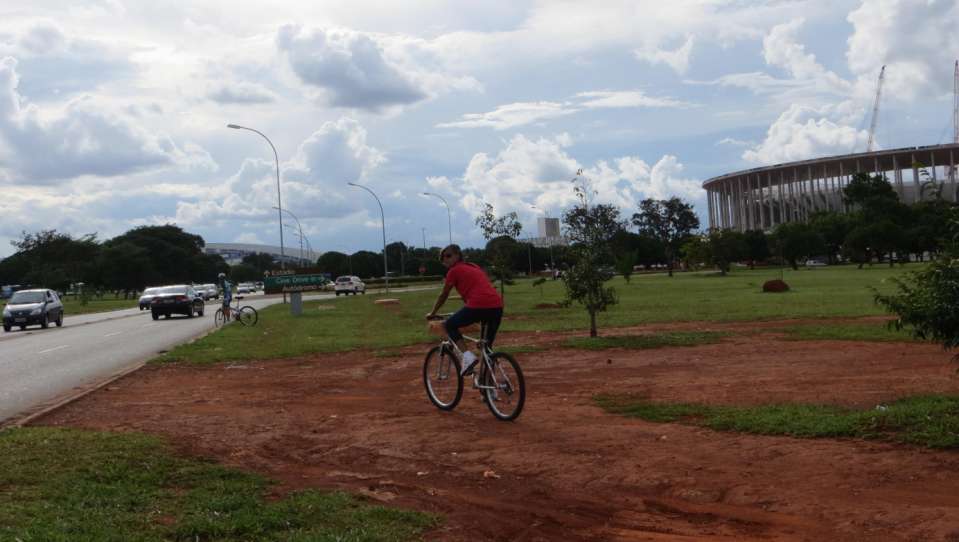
[3,288,64,331]
[334,276,365,296]
[805,258,828,267]
[194,283,218,301]
[150,285,205,320]
[138,287,163,310]
[236,282,256,294]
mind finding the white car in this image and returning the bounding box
[334,276,365,296]
[236,282,256,294]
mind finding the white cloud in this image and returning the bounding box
[743,102,868,165]
[0,57,214,184]
[207,82,276,104]
[444,133,702,225]
[275,24,476,112]
[846,0,959,101]
[634,35,695,75]
[234,232,263,244]
[437,101,572,130]
[716,137,753,147]
[576,90,692,109]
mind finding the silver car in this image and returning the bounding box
[3,289,64,331]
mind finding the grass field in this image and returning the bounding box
[157,265,916,365]
[0,427,435,541]
[595,394,959,449]
[1,297,138,316]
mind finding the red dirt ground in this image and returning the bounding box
[37,318,959,541]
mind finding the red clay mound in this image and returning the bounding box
[762,279,789,293]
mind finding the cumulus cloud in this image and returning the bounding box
[175,117,385,227]
[634,35,695,75]
[846,0,959,100]
[436,133,702,226]
[276,24,476,112]
[742,102,868,165]
[0,57,214,183]
[576,90,692,109]
[207,82,276,104]
[716,137,753,147]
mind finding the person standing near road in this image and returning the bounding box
[218,273,232,320]
[426,244,504,376]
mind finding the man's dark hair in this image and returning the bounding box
[440,244,462,261]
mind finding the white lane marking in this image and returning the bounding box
[38,345,70,354]
[104,331,123,337]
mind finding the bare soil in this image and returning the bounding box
[38,318,959,541]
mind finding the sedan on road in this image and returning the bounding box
[3,289,64,331]
[138,287,162,310]
[150,285,205,320]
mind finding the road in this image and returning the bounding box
[0,286,439,424]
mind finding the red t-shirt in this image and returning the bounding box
[445,262,503,309]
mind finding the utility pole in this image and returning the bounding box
[866,65,885,153]
[953,60,958,145]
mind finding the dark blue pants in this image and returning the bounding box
[445,307,503,347]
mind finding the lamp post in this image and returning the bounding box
[422,192,452,246]
[348,182,389,293]
[273,206,312,266]
[228,124,285,267]
[284,224,304,264]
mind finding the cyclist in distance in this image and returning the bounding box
[218,272,232,320]
[426,244,504,376]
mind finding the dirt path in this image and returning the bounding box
[38,319,959,541]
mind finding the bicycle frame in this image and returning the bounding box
[442,322,500,391]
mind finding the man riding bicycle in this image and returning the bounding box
[426,244,503,376]
[218,272,232,320]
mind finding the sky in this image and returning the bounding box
[1,0,957,258]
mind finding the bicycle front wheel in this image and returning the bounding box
[481,352,525,421]
[238,306,258,326]
[214,308,226,327]
[423,345,463,411]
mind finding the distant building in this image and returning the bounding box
[528,217,566,248]
[204,243,320,267]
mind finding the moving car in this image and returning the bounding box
[194,283,218,300]
[3,288,64,331]
[139,287,162,310]
[150,285,205,320]
[334,276,366,296]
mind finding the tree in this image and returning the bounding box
[682,229,747,275]
[742,229,770,269]
[7,230,101,292]
[350,250,383,279]
[632,197,700,277]
[808,212,852,264]
[614,251,638,283]
[241,252,277,276]
[475,203,522,298]
[772,222,823,270]
[317,251,351,277]
[103,224,206,285]
[561,175,620,337]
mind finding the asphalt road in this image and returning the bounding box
[0,286,439,424]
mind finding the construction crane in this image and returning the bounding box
[866,65,885,153]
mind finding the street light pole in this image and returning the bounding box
[228,124,285,267]
[348,182,389,293]
[274,206,311,266]
[422,192,452,246]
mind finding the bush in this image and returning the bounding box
[762,279,789,293]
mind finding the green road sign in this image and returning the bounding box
[264,272,328,294]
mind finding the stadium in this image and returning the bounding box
[704,63,959,231]
[203,242,320,267]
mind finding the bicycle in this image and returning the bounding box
[214,296,258,327]
[423,315,525,421]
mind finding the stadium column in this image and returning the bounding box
[823,164,830,212]
[791,168,798,221]
[778,170,785,227]
[838,162,845,213]
[806,165,813,219]
[931,151,937,191]
[892,155,901,200]
[912,153,919,204]
[757,174,764,230]
[950,150,956,202]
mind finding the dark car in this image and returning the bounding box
[150,285,205,320]
[3,288,64,331]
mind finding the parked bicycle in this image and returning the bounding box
[214,296,258,327]
[423,314,525,421]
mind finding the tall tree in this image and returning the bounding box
[772,222,823,270]
[561,175,621,337]
[632,197,699,277]
[475,203,522,298]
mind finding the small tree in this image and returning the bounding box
[614,251,638,283]
[632,197,700,277]
[475,203,522,299]
[561,174,620,337]
[772,222,822,270]
[682,229,746,276]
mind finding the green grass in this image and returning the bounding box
[1,297,138,316]
[0,427,435,541]
[157,265,917,364]
[563,332,727,350]
[595,394,959,448]
[775,322,919,343]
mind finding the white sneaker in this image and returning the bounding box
[460,351,478,376]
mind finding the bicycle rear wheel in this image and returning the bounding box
[214,308,226,327]
[423,344,463,411]
[480,352,525,421]
[238,306,258,326]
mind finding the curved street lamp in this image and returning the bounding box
[228,124,285,264]
[348,182,389,293]
[274,206,313,265]
[421,192,452,246]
